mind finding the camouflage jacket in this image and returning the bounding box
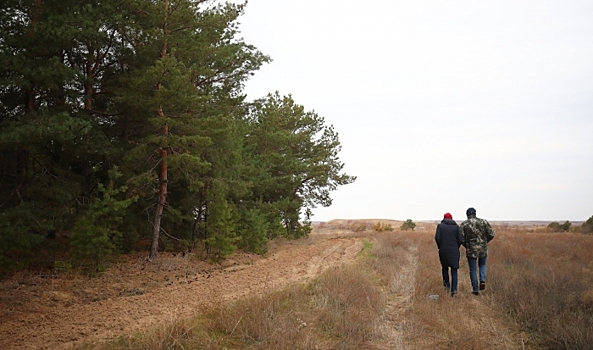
[460,216,495,258]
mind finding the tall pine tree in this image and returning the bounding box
[244,93,356,238]
[114,0,268,258]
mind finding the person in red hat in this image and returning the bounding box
[435,212,464,296]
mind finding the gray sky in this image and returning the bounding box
[235,1,593,222]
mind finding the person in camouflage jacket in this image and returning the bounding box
[460,207,495,295]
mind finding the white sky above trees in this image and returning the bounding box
[234,1,593,222]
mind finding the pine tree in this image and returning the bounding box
[70,169,136,273]
[0,0,125,271]
[244,93,356,238]
[116,0,268,258]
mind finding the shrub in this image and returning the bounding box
[237,207,269,254]
[70,169,136,273]
[582,215,593,235]
[350,221,371,232]
[373,222,393,232]
[547,222,560,231]
[547,220,571,232]
[400,219,416,231]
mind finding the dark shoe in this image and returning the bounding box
[451,292,457,297]
[472,291,480,296]
[479,281,486,290]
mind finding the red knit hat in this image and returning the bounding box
[444,213,452,219]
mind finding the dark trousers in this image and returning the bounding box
[441,264,458,294]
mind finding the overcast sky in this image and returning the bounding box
[234,1,593,222]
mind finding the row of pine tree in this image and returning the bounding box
[0,0,355,274]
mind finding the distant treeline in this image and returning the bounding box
[0,0,355,275]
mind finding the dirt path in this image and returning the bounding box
[0,235,363,350]
[377,242,419,349]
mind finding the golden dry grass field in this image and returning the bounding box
[1,220,592,349]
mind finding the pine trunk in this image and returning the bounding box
[150,147,168,258]
[149,0,170,259]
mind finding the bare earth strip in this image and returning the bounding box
[0,236,363,350]
[377,243,418,349]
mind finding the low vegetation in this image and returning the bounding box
[407,224,593,349]
[79,222,593,349]
[400,219,416,231]
[88,242,388,349]
[546,220,572,232]
[490,228,593,348]
[581,215,593,234]
[402,227,522,349]
[373,222,393,232]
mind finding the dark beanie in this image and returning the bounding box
[466,207,476,217]
[444,213,452,220]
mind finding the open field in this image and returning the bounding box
[1,220,592,349]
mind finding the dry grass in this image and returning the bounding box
[83,228,386,349]
[410,242,522,349]
[403,225,593,350]
[88,267,385,350]
[79,221,593,350]
[317,219,403,233]
[489,228,593,349]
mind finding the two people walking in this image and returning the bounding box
[435,207,495,296]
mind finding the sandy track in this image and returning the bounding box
[376,242,418,349]
[0,236,362,350]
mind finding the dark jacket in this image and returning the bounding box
[435,218,463,269]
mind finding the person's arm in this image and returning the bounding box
[435,225,441,249]
[459,223,466,248]
[485,221,495,242]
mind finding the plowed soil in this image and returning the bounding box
[0,230,363,350]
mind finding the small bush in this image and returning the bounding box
[348,221,371,232]
[70,169,136,274]
[547,220,571,232]
[353,224,367,232]
[581,215,593,235]
[373,222,393,232]
[400,219,416,231]
[54,260,72,273]
[547,221,559,231]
